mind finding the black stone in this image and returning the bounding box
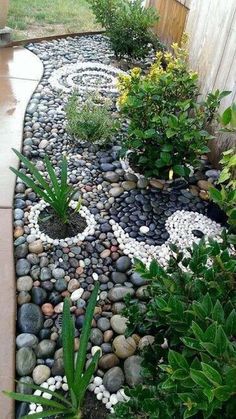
[192,229,204,238]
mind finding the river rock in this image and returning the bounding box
[16,333,38,349]
[124,355,143,387]
[35,339,56,358]
[110,315,127,334]
[16,376,34,395]
[109,187,124,197]
[112,335,136,359]
[18,303,43,335]
[103,367,125,392]
[138,335,155,350]
[197,180,212,190]
[98,353,120,370]
[17,276,33,292]
[28,240,44,254]
[16,347,36,376]
[33,365,51,385]
[16,259,31,276]
[116,256,131,272]
[108,287,135,302]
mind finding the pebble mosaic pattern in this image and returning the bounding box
[13,35,223,418]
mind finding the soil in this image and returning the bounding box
[82,391,108,419]
[38,207,87,239]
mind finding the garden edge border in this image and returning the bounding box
[5,30,106,48]
[0,47,44,419]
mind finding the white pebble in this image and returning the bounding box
[34,390,41,397]
[110,394,118,405]
[42,392,52,400]
[29,403,36,411]
[140,226,150,234]
[94,376,103,386]
[96,392,103,401]
[47,377,55,385]
[36,406,43,412]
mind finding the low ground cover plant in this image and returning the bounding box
[4,282,100,418]
[209,148,236,233]
[87,0,159,58]
[66,93,118,145]
[10,149,79,224]
[112,234,236,418]
[118,38,229,179]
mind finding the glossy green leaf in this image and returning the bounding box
[190,369,212,389]
[62,298,75,391]
[201,363,222,385]
[74,282,99,397]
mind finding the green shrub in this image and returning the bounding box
[219,102,236,132]
[209,148,236,233]
[5,283,100,419]
[112,235,236,418]
[118,39,228,179]
[10,149,78,224]
[66,93,118,145]
[87,0,159,59]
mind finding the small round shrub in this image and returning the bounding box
[65,93,119,145]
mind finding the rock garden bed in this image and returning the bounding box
[11,33,233,419]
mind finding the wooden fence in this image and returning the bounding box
[147,0,236,162]
[147,0,190,46]
[147,0,236,110]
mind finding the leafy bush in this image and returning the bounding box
[209,148,236,233]
[66,93,118,145]
[220,102,236,131]
[87,0,159,59]
[118,38,228,179]
[112,235,236,418]
[5,282,100,419]
[10,149,78,224]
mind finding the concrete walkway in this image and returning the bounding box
[0,46,43,418]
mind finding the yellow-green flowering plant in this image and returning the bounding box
[118,36,229,179]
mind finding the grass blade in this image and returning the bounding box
[73,282,99,395]
[3,391,66,409]
[76,350,100,405]
[10,167,52,204]
[44,156,60,197]
[60,156,68,192]
[14,380,72,407]
[62,298,75,390]
[12,148,55,200]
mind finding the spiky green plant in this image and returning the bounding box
[10,148,78,224]
[4,282,100,418]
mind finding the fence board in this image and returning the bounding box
[147,0,189,46]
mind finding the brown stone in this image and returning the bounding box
[132,334,141,345]
[104,330,114,342]
[199,190,209,200]
[14,226,24,238]
[112,335,137,359]
[75,308,85,316]
[197,180,212,191]
[68,278,80,293]
[41,303,54,316]
[99,354,120,370]
[76,266,84,275]
[149,179,165,189]
[100,249,111,258]
[28,239,44,254]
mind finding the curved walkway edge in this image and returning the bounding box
[0,46,43,419]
